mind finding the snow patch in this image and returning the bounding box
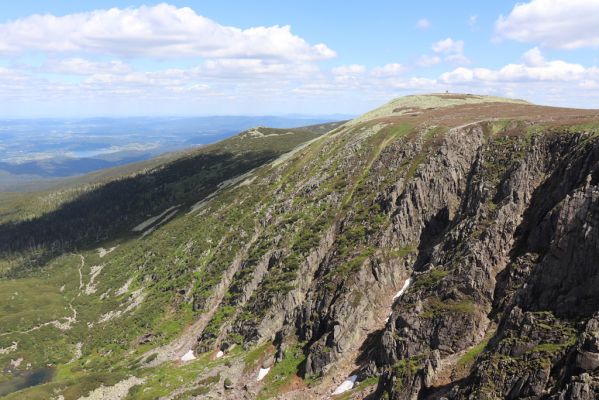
[333,375,357,395]
[257,367,270,381]
[387,277,413,322]
[215,350,224,359]
[393,277,412,300]
[181,350,196,362]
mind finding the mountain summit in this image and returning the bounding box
[1,94,599,399]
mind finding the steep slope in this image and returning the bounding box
[1,94,599,400]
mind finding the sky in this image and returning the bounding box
[1,0,599,117]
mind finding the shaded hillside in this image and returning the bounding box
[0,124,333,271]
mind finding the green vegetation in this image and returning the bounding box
[353,93,529,124]
[0,126,322,269]
[457,335,492,367]
[393,355,424,391]
[202,304,235,341]
[257,343,305,400]
[412,269,449,291]
[2,371,127,400]
[422,125,447,143]
[421,297,476,318]
[336,248,376,276]
[126,352,227,399]
[388,245,417,260]
[244,341,273,373]
[0,122,330,397]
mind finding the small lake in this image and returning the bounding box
[0,368,54,397]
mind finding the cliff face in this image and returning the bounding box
[195,95,599,399]
[2,94,599,399]
[156,94,599,399]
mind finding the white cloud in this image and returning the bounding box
[332,64,366,75]
[440,49,587,84]
[522,47,545,67]
[0,3,336,61]
[580,80,599,89]
[416,54,441,67]
[386,77,437,90]
[432,38,464,54]
[446,54,471,66]
[496,0,599,49]
[416,18,431,30]
[431,38,470,65]
[43,58,132,75]
[201,58,318,78]
[0,67,27,81]
[371,63,405,77]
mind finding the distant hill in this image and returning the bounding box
[0,115,350,191]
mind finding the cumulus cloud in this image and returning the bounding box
[522,47,546,67]
[0,3,336,61]
[371,63,405,77]
[432,38,464,54]
[201,58,318,78]
[440,48,587,84]
[445,54,471,66]
[431,38,470,65]
[416,18,431,30]
[43,58,132,75]
[496,0,599,49]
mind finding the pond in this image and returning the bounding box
[0,368,54,397]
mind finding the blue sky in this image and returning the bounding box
[1,0,598,117]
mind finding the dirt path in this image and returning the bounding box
[0,299,78,337]
[78,254,85,292]
[0,255,83,338]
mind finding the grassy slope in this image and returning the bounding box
[0,122,343,399]
[0,122,344,226]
